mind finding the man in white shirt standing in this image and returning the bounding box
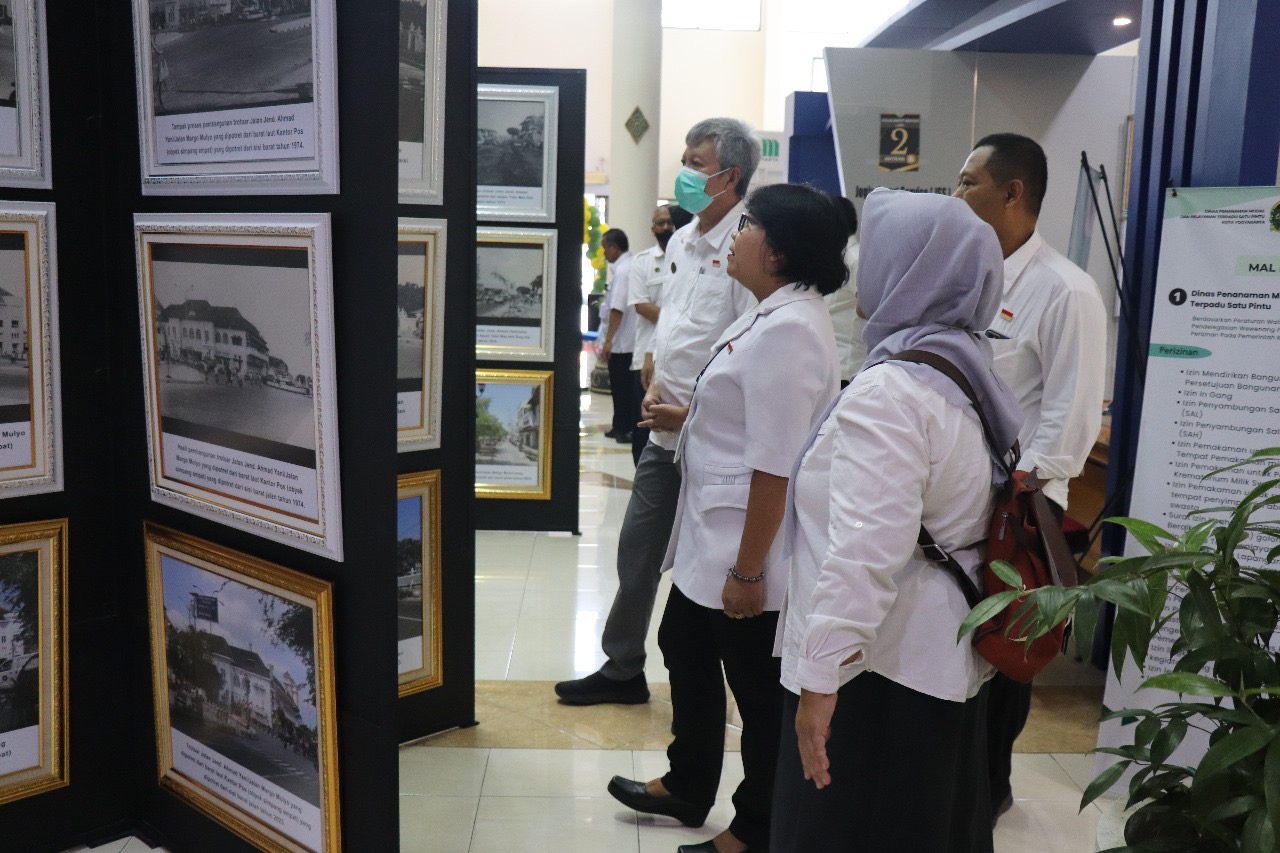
[556,117,760,705]
[601,229,637,443]
[625,204,692,463]
[954,132,1107,822]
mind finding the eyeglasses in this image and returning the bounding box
[651,219,673,228]
[736,213,760,233]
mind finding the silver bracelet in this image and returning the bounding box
[727,565,764,583]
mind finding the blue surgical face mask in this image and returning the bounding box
[674,165,730,214]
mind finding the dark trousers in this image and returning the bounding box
[658,585,782,849]
[772,674,993,852]
[630,371,649,465]
[607,352,637,435]
[986,497,1065,805]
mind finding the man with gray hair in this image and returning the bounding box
[556,117,760,706]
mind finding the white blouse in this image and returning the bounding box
[662,286,840,611]
[777,362,996,702]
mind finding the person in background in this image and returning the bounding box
[554,117,759,706]
[821,196,863,385]
[627,204,693,464]
[608,183,844,853]
[953,132,1107,823]
[601,229,637,443]
[772,189,1021,852]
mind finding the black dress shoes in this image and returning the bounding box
[677,841,764,852]
[606,776,707,828]
[553,671,649,705]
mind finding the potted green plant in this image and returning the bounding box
[960,447,1280,852]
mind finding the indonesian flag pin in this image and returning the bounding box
[999,308,1014,322]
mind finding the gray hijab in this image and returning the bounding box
[858,188,1023,464]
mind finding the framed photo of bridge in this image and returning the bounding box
[476,84,558,223]
[134,213,343,560]
[474,369,552,500]
[144,523,339,853]
[475,227,556,362]
[130,0,339,195]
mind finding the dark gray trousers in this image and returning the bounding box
[599,442,680,681]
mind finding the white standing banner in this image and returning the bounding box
[1096,186,1280,778]
[752,132,789,189]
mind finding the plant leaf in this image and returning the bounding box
[1149,717,1188,766]
[1081,760,1127,808]
[956,590,1020,641]
[1243,808,1276,853]
[989,559,1024,589]
[1072,596,1100,664]
[1140,672,1235,697]
[1206,794,1261,821]
[1266,732,1280,842]
[1193,725,1276,790]
[1107,516,1177,554]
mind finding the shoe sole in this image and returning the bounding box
[556,692,650,706]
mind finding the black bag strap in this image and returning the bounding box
[887,349,1080,593]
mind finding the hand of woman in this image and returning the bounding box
[639,402,689,433]
[796,689,838,789]
[722,575,765,619]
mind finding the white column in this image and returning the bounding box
[609,0,662,248]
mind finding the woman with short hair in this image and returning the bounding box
[607,183,847,853]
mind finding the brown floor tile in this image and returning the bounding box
[1014,685,1104,754]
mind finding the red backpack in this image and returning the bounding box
[890,350,1079,683]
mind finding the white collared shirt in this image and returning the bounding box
[989,231,1107,508]
[627,244,665,371]
[648,202,756,451]
[663,285,840,610]
[778,363,996,702]
[604,251,636,353]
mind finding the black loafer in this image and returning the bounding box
[678,841,764,852]
[607,776,707,827]
[554,671,649,705]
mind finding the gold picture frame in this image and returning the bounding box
[144,523,340,853]
[475,369,553,500]
[397,470,442,696]
[0,518,67,806]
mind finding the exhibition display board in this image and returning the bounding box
[1095,186,1280,777]
[0,1,480,850]
[473,67,584,534]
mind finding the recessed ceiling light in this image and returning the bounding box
[1114,16,1133,26]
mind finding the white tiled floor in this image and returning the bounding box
[399,389,1109,851]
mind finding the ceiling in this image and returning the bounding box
[863,0,1143,54]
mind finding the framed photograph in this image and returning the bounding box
[475,369,552,500]
[397,218,446,452]
[476,227,556,362]
[0,0,52,189]
[135,214,343,560]
[130,0,339,195]
[0,518,67,806]
[145,523,338,853]
[397,0,446,205]
[397,470,441,696]
[476,84,558,223]
[0,202,62,498]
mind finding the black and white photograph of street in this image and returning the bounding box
[477,99,545,189]
[396,494,424,674]
[476,243,543,323]
[397,243,426,384]
[0,14,17,111]
[475,382,541,472]
[0,550,40,737]
[162,554,322,808]
[146,0,315,116]
[0,239,31,413]
[397,0,428,145]
[150,243,317,461]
